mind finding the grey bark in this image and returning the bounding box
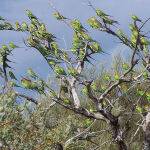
[143,112,150,150]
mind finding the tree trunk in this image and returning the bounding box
[55,143,63,150]
[117,141,128,150]
[143,112,150,150]
[111,120,127,150]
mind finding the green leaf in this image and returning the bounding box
[53,12,67,20]
[146,93,150,102]
[79,31,92,41]
[0,16,5,21]
[51,42,59,50]
[21,22,28,31]
[90,42,102,52]
[91,82,97,91]
[9,71,17,80]
[15,21,21,30]
[131,15,141,22]
[96,9,109,17]
[72,32,84,50]
[82,87,88,95]
[26,10,37,20]
[9,81,20,87]
[63,98,71,105]
[114,73,119,80]
[27,36,39,47]
[132,30,138,38]
[136,106,142,113]
[48,59,56,66]
[3,22,14,30]
[117,29,126,38]
[68,67,78,77]
[31,18,40,26]
[78,50,85,60]
[84,119,92,127]
[129,24,135,31]
[27,68,37,79]
[21,78,33,89]
[29,23,37,33]
[143,71,148,79]
[70,19,85,32]
[131,34,137,46]
[9,42,18,49]
[39,23,46,32]
[137,89,145,96]
[54,65,66,76]
[140,37,150,45]
[102,15,118,25]
[2,45,9,51]
[34,79,45,94]
[62,52,69,61]
[122,63,129,70]
[104,74,111,81]
[87,17,102,29]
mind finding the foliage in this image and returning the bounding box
[0,1,150,150]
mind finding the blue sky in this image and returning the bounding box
[0,0,150,79]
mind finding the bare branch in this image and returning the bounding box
[15,92,38,105]
[52,97,105,121]
[64,120,96,148]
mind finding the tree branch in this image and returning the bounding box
[15,92,38,105]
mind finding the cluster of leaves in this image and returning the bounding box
[0,64,148,149]
[0,91,110,150]
[0,2,150,150]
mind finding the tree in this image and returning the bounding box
[0,1,150,149]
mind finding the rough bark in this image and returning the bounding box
[54,143,63,150]
[143,112,150,150]
[111,121,128,150]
